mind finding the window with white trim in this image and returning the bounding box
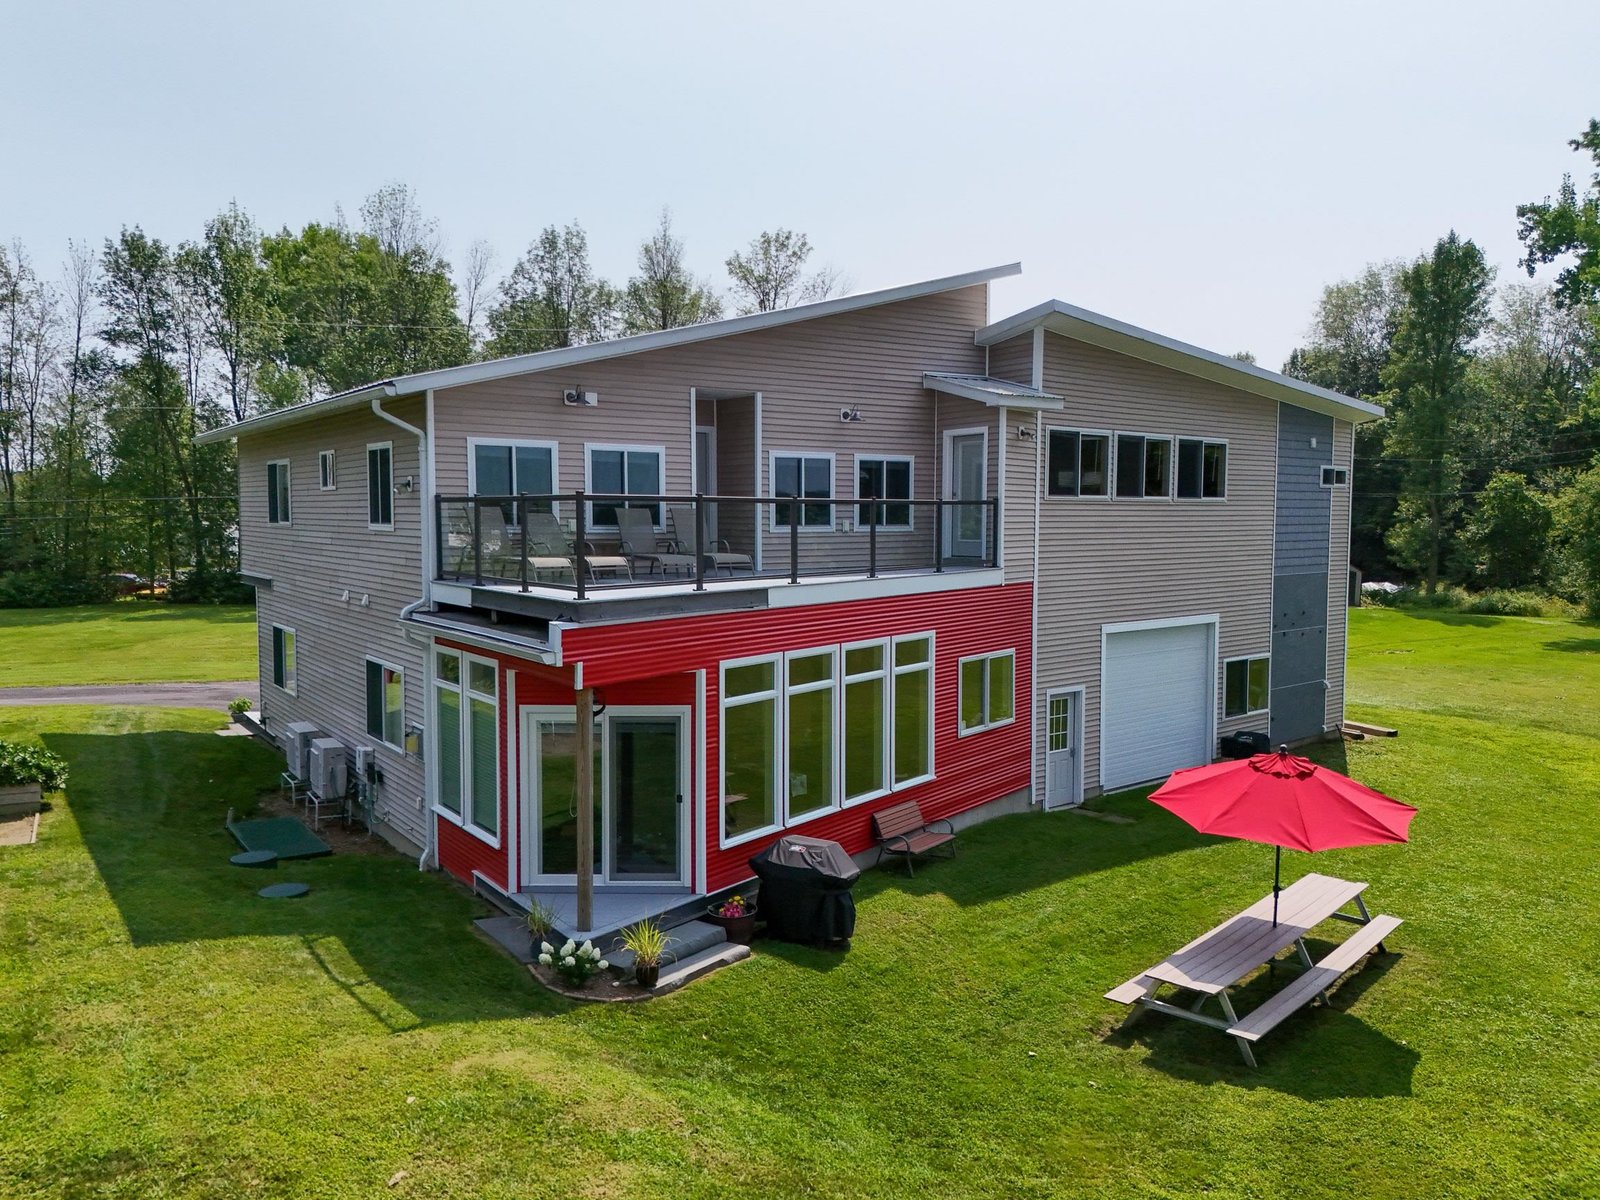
[367,443,393,528]
[959,650,1015,734]
[473,440,556,509]
[772,452,833,530]
[1321,465,1349,487]
[271,626,296,695]
[721,658,781,842]
[365,658,404,750]
[856,456,912,528]
[432,650,499,837]
[842,640,890,802]
[1176,439,1227,499]
[1115,434,1172,499]
[1224,656,1270,718]
[1046,430,1111,497]
[318,450,336,491]
[785,647,837,821]
[587,444,662,527]
[891,633,934,784]
[267,460,291,524]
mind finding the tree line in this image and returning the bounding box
[0,189,840,606]
[1282,120,1600,613]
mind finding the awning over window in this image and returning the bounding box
[921,372,1065,410]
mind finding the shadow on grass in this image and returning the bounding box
[1,601,254,627]
[1104,952,1418,1100]
[1372,608,1502,629]
[43,729,549,1031]
[1542,636,1600,654]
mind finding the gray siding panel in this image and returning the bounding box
[1270,403,1334,744]
[1325,419,1354,730]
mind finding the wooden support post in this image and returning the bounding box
[574,684,595,934]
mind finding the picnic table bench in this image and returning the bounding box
[1105,872,1400,1067]
[871,799,955,876]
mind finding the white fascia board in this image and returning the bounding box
[195,263,1023,446]
[977,300,1387,425]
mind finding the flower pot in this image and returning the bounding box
[0,784,44,817]
[635,961,660,989]
[705,908,757,946]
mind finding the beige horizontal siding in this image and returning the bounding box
[1030,334,1278,798]
[238,399,429,849]
[987,332,1035,387]
[1325,419,1353,731]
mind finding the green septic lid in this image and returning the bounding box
[258,882,311,899]
[230,850,279,868]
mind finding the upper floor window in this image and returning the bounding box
[1115,434,1172,499]
[1321,465,1349,487]
[318,450,337,491]
[271,625,296,694]
[472,440,556,501]
[587,444,662,527]
[1177,439,1227,499]
[267,460,291,524]
[856,456,912,528]
[1046,430,1111,497]
[772,452,833,530]
[367,443,393,528]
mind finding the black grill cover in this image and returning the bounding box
[748,835,859,946]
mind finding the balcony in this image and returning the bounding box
[433,492,999,610]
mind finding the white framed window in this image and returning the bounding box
[367,442,393,528]
[271,625,296,695]
[958,649,1016,735]
[855,456,913,529]
[770,451,834,531]
[842,638,891,804]
[318,449,337,491]
[1321,465,1349,487]
[1045,430,1112,498]
[364,657,405,750]
[431,649,500,841]
[1224,655,1270,718]
[470,438,558,509]
[267,460,291,524]
[784,647,838,822]
[891,632,935,785]
[1115,433,1173,499]
[720,655,783,846]
[586,443,664,527]
[1176,438,1228,500]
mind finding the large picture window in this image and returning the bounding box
[1177,439,1228,499]
[721,659,780,842]
[1115,434,1172,499]
[271,626,296,694]
[771,452,833,530]
[785,648,837,820]
[365,658,404,749]
[367,443,393,528]
[587,444,663,527]
[267,460,291,524]
[842,640,889,802]
[891,633,933,785]
[855,456,912,528]
[433,650,500,838]
[958,650,1015,735]
[1224,656,1270,718]
[1045,431,1111,498]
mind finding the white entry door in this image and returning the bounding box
[1044,688,1083,810]
[944,429,988,559]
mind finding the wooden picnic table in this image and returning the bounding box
[1106,872,1401,1067]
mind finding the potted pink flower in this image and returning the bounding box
[705,892,757,945]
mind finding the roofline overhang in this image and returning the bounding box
[976,300,1386,425]
[921,373,1065,410]
[195,262,1023,446]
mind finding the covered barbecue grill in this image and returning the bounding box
[748,834,859,947]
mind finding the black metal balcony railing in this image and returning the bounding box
[434,492,1000,599]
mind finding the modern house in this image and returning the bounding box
[198,263,1381,933]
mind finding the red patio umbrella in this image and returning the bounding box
[1149,747,1417,925]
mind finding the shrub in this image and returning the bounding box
[0,740,69,792]
[228,697,253,718]
[1460,590,1576,618]
[167,568,255,605]
[0,571,116,609]
[536,939,607,986]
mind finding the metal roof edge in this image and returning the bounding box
[976,300,1386,424]
[922,372,1065,410]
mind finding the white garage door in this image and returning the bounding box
[1101,622,1214,791]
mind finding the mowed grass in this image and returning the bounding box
[0,611,1597,1198]
[0,602,256,687]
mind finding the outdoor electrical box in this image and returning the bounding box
[283,722,322,780]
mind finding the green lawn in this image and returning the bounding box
[0,602,256,687]
[0,610,1596,1198]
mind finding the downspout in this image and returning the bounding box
[370,390,438,871]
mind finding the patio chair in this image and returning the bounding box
[524,511,632,584]
[616,507,695,577]
[668,505,753,575]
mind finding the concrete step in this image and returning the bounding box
[606,919,726,976]
[652,942,751,994]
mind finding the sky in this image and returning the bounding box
[3,0,1597,369]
